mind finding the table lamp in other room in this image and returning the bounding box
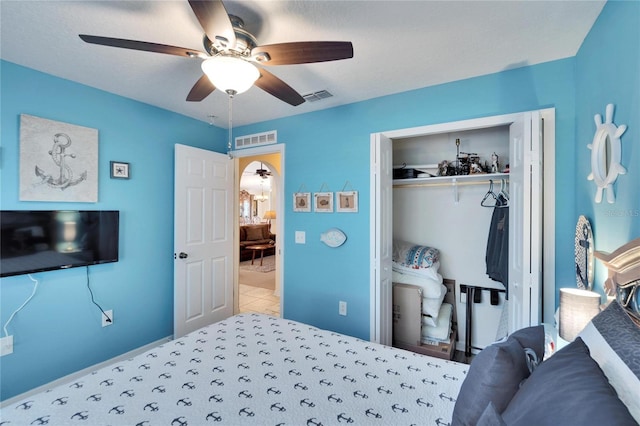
[263,210,276,233]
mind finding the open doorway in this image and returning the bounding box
[235,148,283,317]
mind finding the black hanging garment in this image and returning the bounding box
[485,195,509,298]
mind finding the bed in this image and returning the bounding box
[0,313,468,425]
[3,238,640,426]
[4,309,638,426]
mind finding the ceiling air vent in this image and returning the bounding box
[235,130,277,149]
[302,90,333,102]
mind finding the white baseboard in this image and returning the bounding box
[1,336,172,407]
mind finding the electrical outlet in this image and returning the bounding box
[1,335,14,356]
[102,310,113,327]
[295,231,306,244]
[339,301,347,316]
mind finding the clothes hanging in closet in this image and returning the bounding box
[485,194,509,298]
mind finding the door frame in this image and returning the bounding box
[231,144,285,314]
[370,109,555,343]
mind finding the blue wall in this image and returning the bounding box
[237,2,638,342]
[574,0,640,291]
[0,61,225,400]
[2,0,638,402]
[237,59,577,340]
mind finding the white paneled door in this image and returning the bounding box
[507,112,543,333]
[370,133,394,345]
[174,144,234,338]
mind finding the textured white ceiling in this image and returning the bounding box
[1,1,605,127]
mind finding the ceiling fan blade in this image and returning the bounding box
[254,69,305,106]
[79,35,205,58]
[186,74,216,102]
[251,41,354,65]
[188,0,236,49]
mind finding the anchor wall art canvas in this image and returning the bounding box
[19,114,98,202]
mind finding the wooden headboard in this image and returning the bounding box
[595,237,640,327]
[594,237,640,296]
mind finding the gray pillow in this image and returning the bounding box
[502,337,636,425]
[476,402,506,426]
[451,325,544,426]
[578,301,640,420]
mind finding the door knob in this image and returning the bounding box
[178,252,188,259]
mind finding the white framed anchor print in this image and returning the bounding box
[19,114,98,202]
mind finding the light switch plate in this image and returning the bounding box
[339,301,347,316]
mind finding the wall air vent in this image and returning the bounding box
[235,130,277,149]
[302,90,333,102]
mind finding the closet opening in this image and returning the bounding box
[370,109,556,357]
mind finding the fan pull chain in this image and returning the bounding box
[227,91,234,158]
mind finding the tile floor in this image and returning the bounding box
[239,284,280,317]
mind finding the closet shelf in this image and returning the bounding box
[393,172,509,203]
[393,163,439,170]
[393,172,509,187]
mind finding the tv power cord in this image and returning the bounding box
[86,267,112,323]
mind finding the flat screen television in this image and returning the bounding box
[1,210,119,277]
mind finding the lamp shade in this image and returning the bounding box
[559,288,601,341]
[201,56,260,94]
[263,210,276,220]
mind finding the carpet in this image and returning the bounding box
[239,269,275,290]
[239,255,275,273]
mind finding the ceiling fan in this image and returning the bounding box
[78,0,354,106]
[255,163,271,178]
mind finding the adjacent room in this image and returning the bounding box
[238,160,279,317]
[1,0,638,424]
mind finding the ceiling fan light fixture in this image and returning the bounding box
[201,56,259,94]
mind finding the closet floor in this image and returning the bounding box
[453,350,475,365]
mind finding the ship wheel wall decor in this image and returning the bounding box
[587,103,627,204]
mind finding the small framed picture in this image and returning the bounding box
[314,192,333,213]
[293,192,311,212]
[337,191,358,213]
[110,161,130,179]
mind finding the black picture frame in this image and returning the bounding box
[110,161,130,179]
